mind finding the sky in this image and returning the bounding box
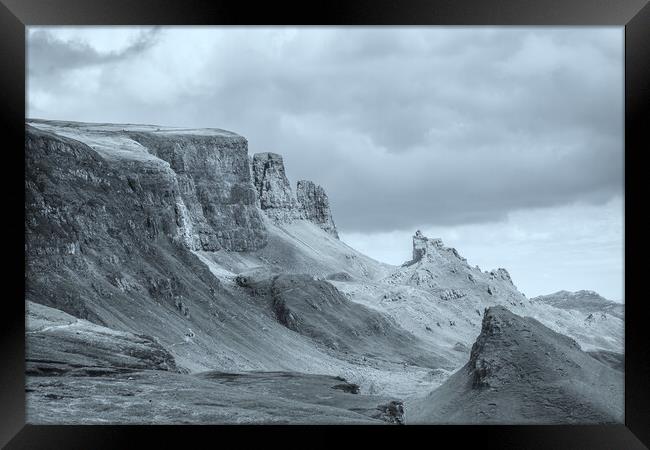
[26,26,624,301]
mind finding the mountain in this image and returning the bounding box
[25,119,624,424]
[532,290,624,320]
[330,230,623,371]
[408,306,623,424]
[24,119,447,401]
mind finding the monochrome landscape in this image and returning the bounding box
[25,27,624,424]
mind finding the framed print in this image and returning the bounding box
[1,0,649,447]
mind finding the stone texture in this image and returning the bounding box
[128,132,267,251]
[251,152,302,223]
[25,122,244,340]
[408,230,444,265]
[251,153,339,238]
[296,180,339,238]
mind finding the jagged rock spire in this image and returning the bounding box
[411,230,443,263]
[251,152,302,222]
[296,180,339,238]
[250,153,339,238]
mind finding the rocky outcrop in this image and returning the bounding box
[409,306,624,424]
[402,230,465,267]
[374,401,405,424]
[251,152,303,223]
[27,120,267,253]
[25,122,257,356]
[439,289,466,301]
[296,180,339,238]
[250,152,339,238]
[409,230,443,265]
[128,131,267,251]
[326,272,354,282]
[488,268,514,285]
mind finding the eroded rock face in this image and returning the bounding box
[250,153,339,238]
[296,180,339,238]
[25,122,241,327]
[411,230,443,264]
[251,152,303,223]
[129,132,267,251]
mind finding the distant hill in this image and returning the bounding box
[531,290,624,319]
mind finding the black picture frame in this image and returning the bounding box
[2,0,648,447]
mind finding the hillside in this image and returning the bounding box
[408,306,623,424]
[25,119,624,424]
[532,290,624,319]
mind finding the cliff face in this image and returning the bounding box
[24,120,346,369]
[26,121,346,376]
[25,123,227,323]
[251,152,302,223]
[296,180,339,238]
[127,131,267,252]
[251,152,339,238]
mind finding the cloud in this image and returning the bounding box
[27,27,161,76]
[26,26,624,234]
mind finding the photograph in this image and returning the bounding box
[24,26,625,425]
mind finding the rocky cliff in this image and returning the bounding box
[127,131,267,251]
[24,119,381,376]
[404,230,448,266]
[389,231,521,304]
[251,152,303,222]
[296,180,339,238]
[27,120,267,253]
[251,153,339,238]
[25,122,238,346]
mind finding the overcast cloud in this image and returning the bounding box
[26,26,624,300]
